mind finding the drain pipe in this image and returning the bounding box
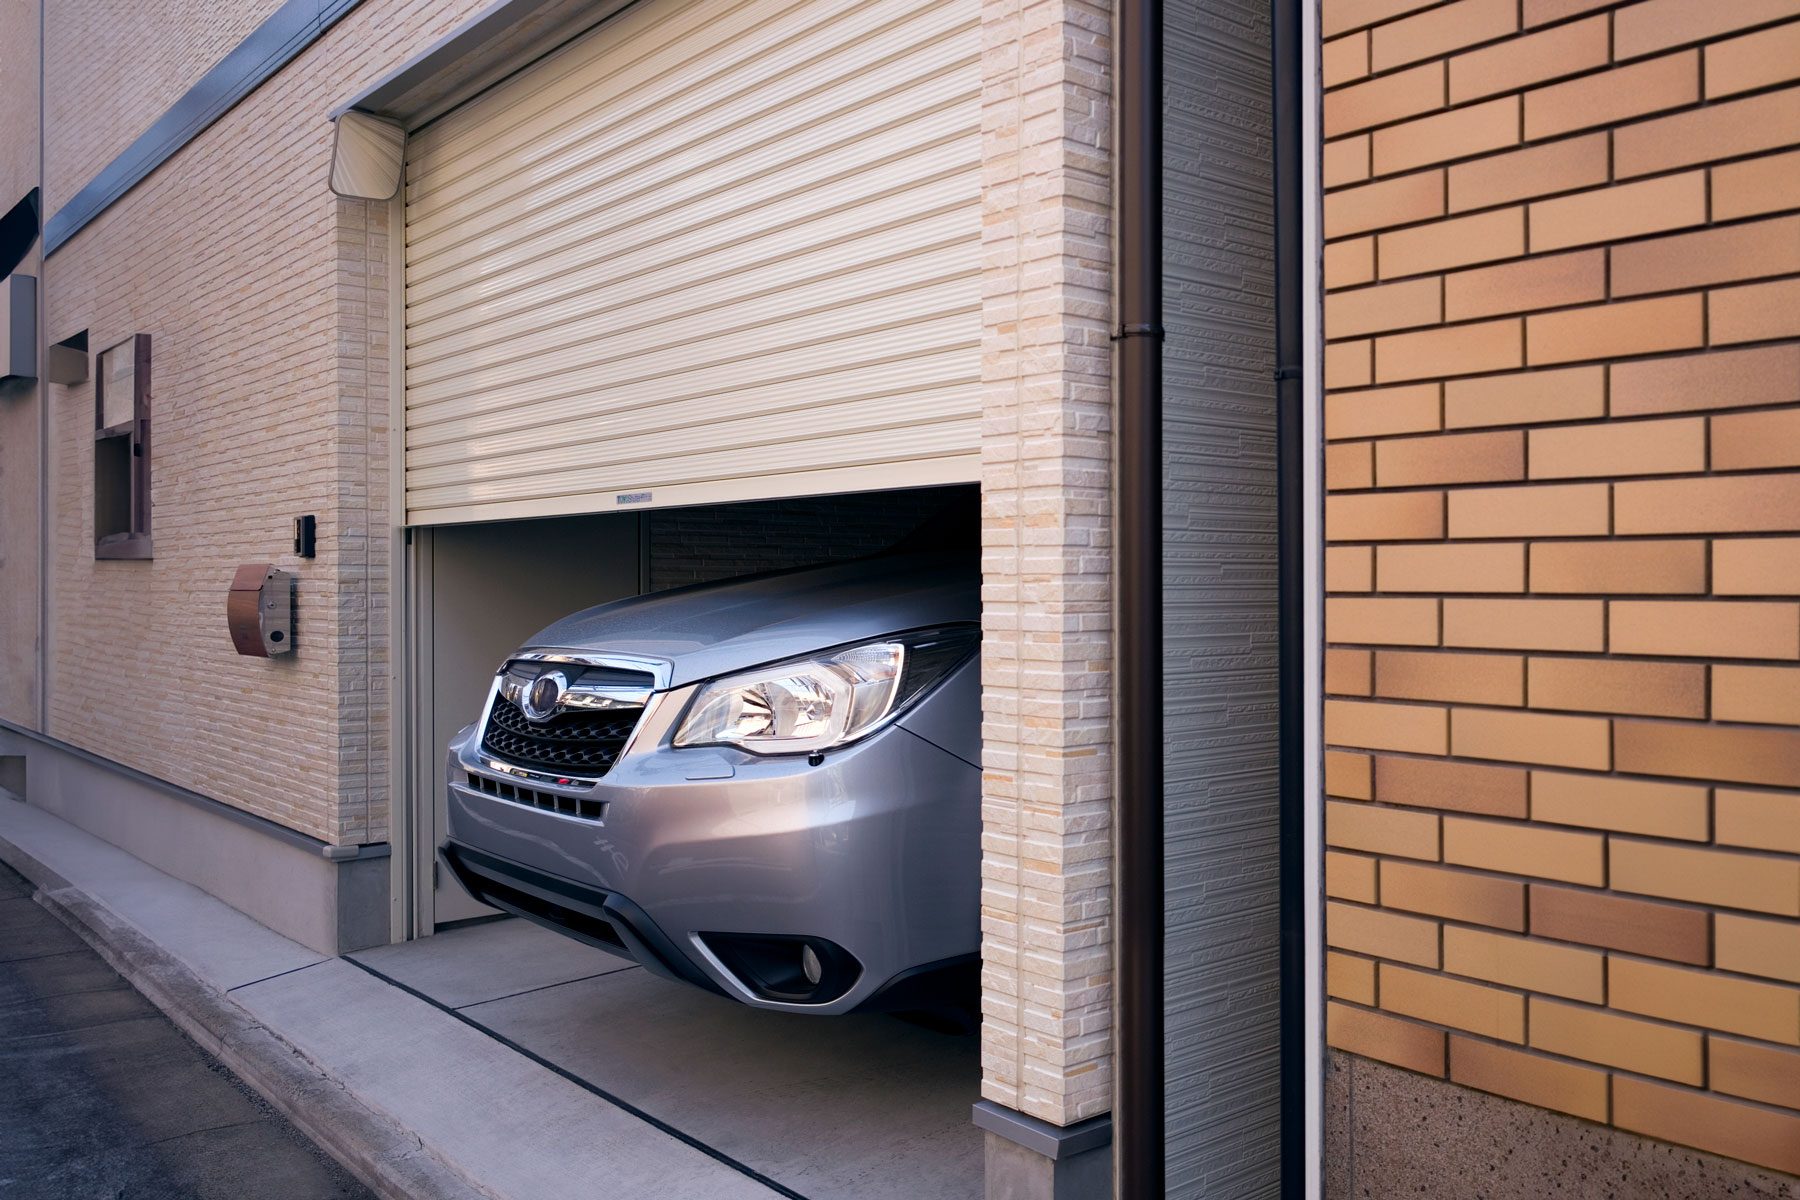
[1113,0,1164,1194]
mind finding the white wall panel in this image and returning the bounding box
[402,0,981,524]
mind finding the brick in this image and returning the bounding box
[1523,0,1616,25]
[1527,294,1705,366]
[1614,216,1800,299]
[1327,545,1376,592]
[1709,18,1800,97]
[1321,0,1441,38]
[1713,408,1800,472]
[1326,441,1375,490]
[1326,850,1381,903]
[1610,956,1800,1045]
[1525,50,1699,140]
[1530,998,1705,1085]
[1448,1036,1608,1122]
[1375,755,1528,818]
[1528,171,1708,253]
[1530,770,1710,839]
[1327,900,1442,967]
[1443,814,1606,883]
[1717,787,1800,854]
[1377,544,1525,594]
[1710,1036,1800,1111]
[1446,483,1609,539]
[1527,656,1707,718]
[1324,171,1446,239]
[1616,1076,1800,1179]
[1323,31,1371,88]
[1375,430,1524,487]
[1375,650,1524,706]
[1326,1001,1446,1074]
[1379,208,1526,280]
[1371,0,1517,72]
[1530,884,1711,964]
[1328,597,1441,646]
[1324,62,1445,138]
[1610,600,1800,660]
[1715,665,1800,726]
[1614,0,1800,60]
[1327,492,1445,542]
[1716,538,1800,596]
[1612,839,1800,917]
[1615,86,1800,178]
[1327,749,1375,799]
[1713,148,1800,221]
[1447,133,1609,214]
[1442,598,1604,652]
[1444,250,1604,322]
[1326,277,1442,338]
[1327,799,1441,860]
[1382,964,1525,1041]
[1326,699,1449,754]
[1450,15,1609,104]
[1327,951,1379,1004]
[1616,718,1800,788]
[1528,417,1706,480]
[1327,339,1374,389]
[1711,277,1800,346]
[1324,237,1376,289]
[1717,914,1800,985]
[1444,366,1604,429]
[1376,319,1523,383]
[1528,540,1708,596]
[1381,860,1526,930]
[1617,475,1800,535]
[1610,345,1800,417]
[1326,383,1441,440]
[1374,97,1520,176]
[1323,134,1372,188]
[1326,647,1374,696]
[1449,925,1609,1000]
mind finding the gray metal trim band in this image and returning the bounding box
[971,1100,1114,1160]
[0,717,388,861]
[43,0,366,255]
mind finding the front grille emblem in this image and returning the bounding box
[521,670,568,723]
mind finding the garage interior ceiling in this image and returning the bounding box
[401,0,983,525]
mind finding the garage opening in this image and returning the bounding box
[398,483,982,1198]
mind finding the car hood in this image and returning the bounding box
[523,551,979,688]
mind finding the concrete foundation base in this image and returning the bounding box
[1326,1049,1800,1199]
[0,724,388,954]
[973,1101,1111,1200]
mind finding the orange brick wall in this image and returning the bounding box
[1320,0,1800,1178]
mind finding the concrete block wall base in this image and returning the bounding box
[1326,1050,1800,1199]
[974,1102,1111,1200]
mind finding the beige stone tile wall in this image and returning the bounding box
[1321,0,1800,1177]
[41,0,491,845]
[977,0,1115,1127]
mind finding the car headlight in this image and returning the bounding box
[673,626,977,756]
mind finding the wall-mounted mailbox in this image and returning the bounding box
[227,564,295,656]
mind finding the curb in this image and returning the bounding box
[0,833,493,1200]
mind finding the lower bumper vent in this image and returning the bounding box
[466,772,604,821]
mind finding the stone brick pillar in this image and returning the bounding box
[975,0,1116,1195]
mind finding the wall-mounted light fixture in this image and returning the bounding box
[0,273,35,383]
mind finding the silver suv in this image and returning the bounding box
[440,546,980,1015]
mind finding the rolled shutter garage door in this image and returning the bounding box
[401,0,982,526]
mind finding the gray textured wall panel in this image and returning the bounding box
[1163,1,1281,1196]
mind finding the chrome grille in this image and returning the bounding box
[479,695,642,777]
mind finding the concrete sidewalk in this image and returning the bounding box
[0,794,981,1200]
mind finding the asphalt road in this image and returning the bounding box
[0,862,370,1199]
